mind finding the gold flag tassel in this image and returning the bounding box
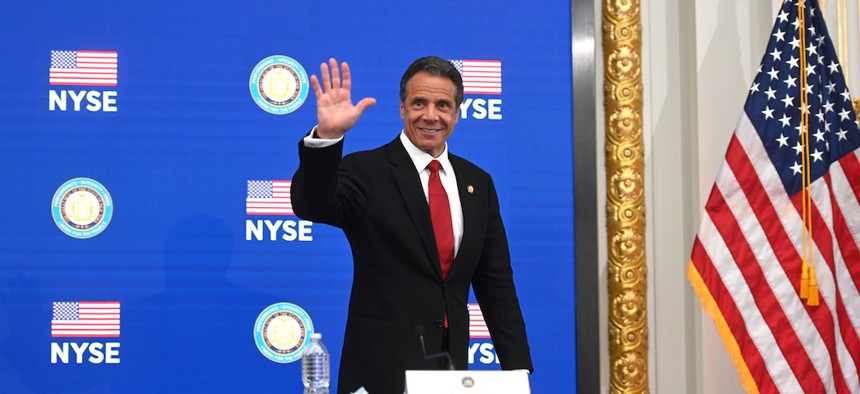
[801,258,810,299]
[797,0,819,306]
[808,265,820,306]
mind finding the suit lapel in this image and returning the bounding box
[387,138,444,278]
[448,155,477,280]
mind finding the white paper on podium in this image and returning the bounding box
[404,370,530,393]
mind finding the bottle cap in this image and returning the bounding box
[311,332,321,340]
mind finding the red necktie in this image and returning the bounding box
[427,160,454,279]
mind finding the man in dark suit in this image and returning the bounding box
[291,56,533,394]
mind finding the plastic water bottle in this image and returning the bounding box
[302,332,330,394]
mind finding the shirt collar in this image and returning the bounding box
[399,131,453,174]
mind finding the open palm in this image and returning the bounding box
[311,58,376,139]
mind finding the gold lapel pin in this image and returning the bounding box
[467,185,474,194]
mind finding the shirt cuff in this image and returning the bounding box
[302,125,343,148]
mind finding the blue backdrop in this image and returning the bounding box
[0,1,575,392]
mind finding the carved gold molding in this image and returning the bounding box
[602,0,648,393]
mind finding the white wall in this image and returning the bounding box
[642,0,708,391]
[690,1,772,392]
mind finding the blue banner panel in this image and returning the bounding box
[0,1,575,392]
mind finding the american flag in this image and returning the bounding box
[51,301,120,338]
[688,1,860,393]
[450,59,501,95]
[49,50,118,86]
[468,303,490,339]
[246,180,294,216]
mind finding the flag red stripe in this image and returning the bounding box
[67,64,117,69]
[835,151,860,214]
[49,82,116,86]
[75,58,117,63]
[49,75,116,80]
[49,80,116,84]
[793,178,853,394]
[462,77,501,82]
[49,68,115,74]
[835,297,860,387]
[76,50,117,55]
[468,303,491,338]
[463,89,501,94]
[820,172,860,378]
[706,180,826,392]
[826,162,860,355]
[730,129,847,390]
[690,237,779,393]
[51,333,119,337]
[842,152,860,207]
[463,81,502,85]
[723,135,803,279]
[833,153,860,287]
[51,325,118,328]
[53,319,119,322]
[462,59,501,64]
[49,71,117,76]
[724,133,832,380]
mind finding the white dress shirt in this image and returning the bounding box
[397,132,464,256]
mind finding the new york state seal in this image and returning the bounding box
[254,302,314,363]
[51,177,113,239]
[249,55,309,115]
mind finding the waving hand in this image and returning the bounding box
[311,58,377,139]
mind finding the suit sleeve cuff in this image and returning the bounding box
[302,125,343,148]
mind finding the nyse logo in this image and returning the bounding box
[246,180,313,242]
[467,303,499,366]
[49,90,117,112]
[469,342,500,365]
[49,50,118,112]
[246,219,313,241]
[51,342,120,364]
[460,98,502,120]
[50,301,121,365]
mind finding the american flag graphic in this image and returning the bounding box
[49,50,118,86]
[688,1,860,393]
[246,180,294,216]
[468,303,490,339]
[51,301,120,338]
[450,59,501,95]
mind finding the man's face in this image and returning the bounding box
[400,72,459,158]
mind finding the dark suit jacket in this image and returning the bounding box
[291,135,533,394]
